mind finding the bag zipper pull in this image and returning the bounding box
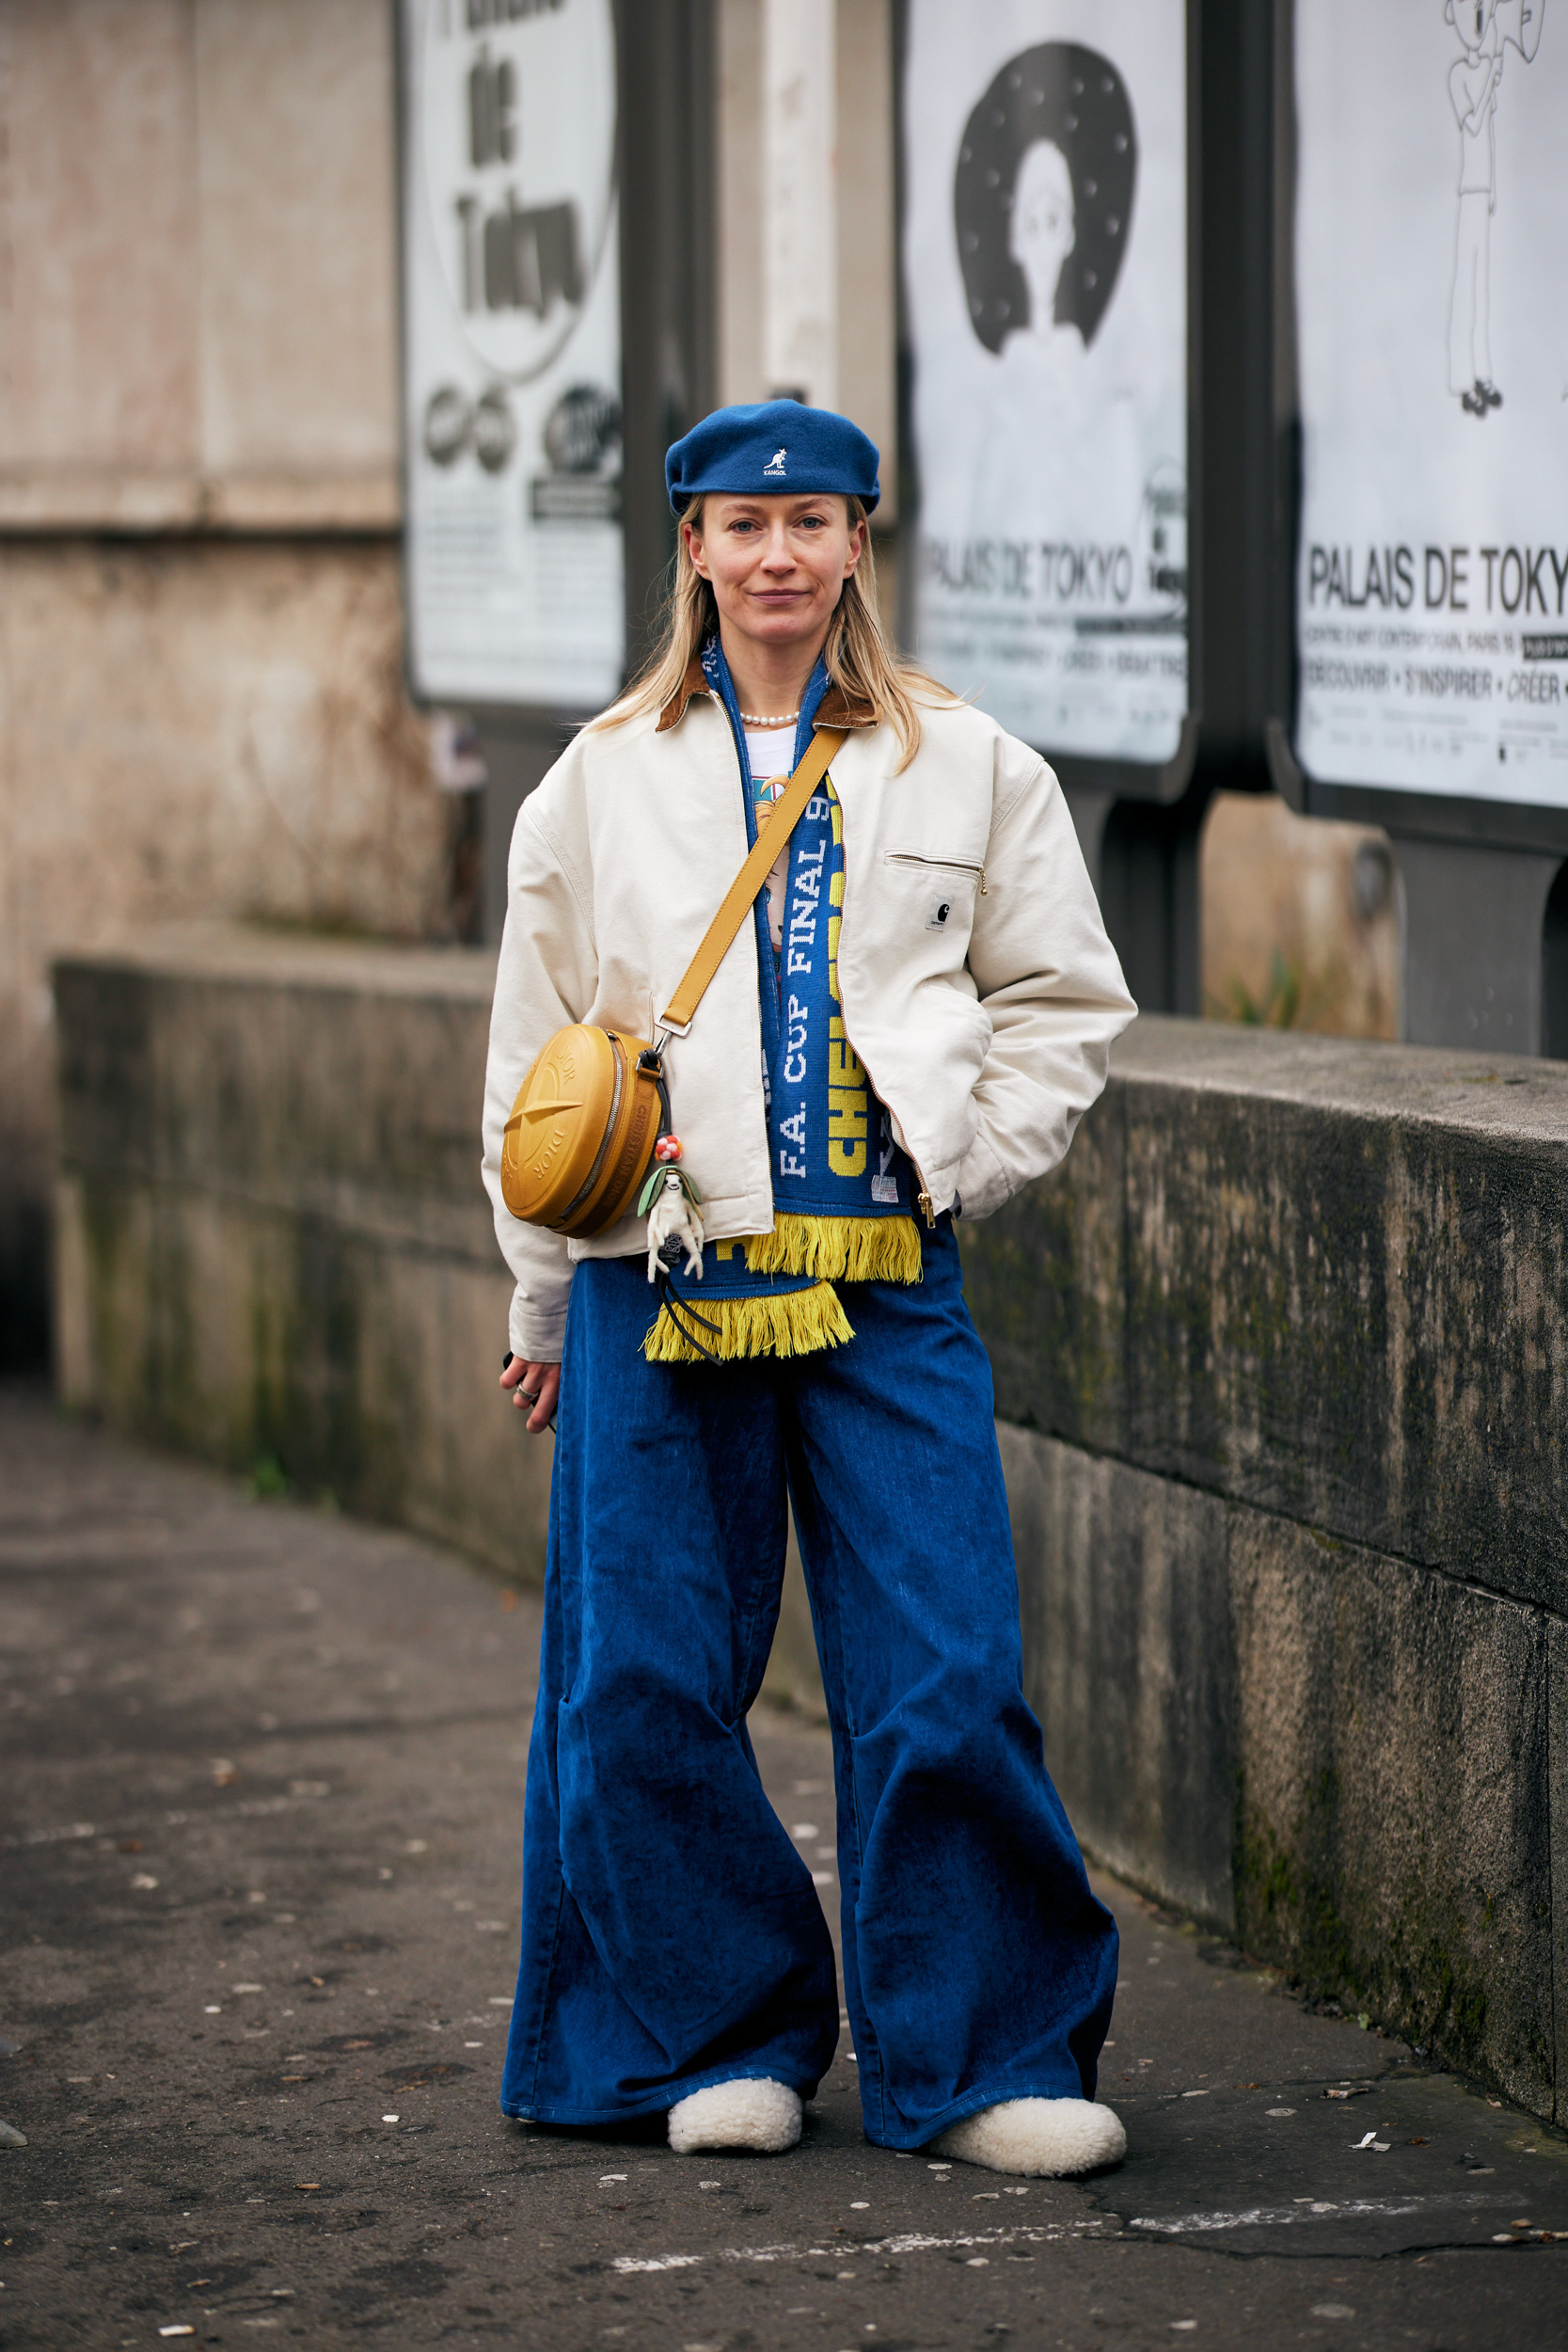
[917,1188,936,1230]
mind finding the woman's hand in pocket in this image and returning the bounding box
[501,1356,561,1434]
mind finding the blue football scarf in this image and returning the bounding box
[645,644,922,1364]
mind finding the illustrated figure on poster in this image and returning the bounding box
[954,42,1136,376]
[1445,0,1544,418]
[952,43,1142,540]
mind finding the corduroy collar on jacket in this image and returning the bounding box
[657,651,877,735]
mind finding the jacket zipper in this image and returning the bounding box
[886,851,987,896]
[833,996,938,1229]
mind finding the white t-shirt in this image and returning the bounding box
[744,722,797,953]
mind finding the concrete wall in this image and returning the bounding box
[0,0,400,513]
[1,541,456,1348]
[962,1020,1568,2124]
[0,0,459,1365]
[53,939,1568,2119]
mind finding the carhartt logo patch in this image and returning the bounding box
[763,447,787,476]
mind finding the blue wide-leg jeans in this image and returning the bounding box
[499,1219,1118,2148]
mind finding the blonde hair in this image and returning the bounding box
[587,496,959,771]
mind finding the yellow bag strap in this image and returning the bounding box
[657,726,847,1035]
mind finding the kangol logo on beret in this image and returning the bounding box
[665,400,879,514]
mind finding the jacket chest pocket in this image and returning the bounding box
[884,850,988,935]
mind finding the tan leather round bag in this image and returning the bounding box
[499,727,845,1240]
[500,1025,664,1239]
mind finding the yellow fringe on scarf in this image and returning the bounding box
[642,1279,854,1366]
[742,1212,924,1286]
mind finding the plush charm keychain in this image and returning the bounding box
[640,1135,705,1283]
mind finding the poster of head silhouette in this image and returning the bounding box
[903,1,1187,767]
[1295,2,1568,807]
[401,0,625,709]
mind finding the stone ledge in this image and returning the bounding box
[1114,1015,1568,1145]
[961,1016,1568,1613]
[55,924,498,995]
[56,932,498,1207]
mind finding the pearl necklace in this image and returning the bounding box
[737,707,800,726]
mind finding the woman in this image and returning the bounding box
[482,399,1135,2174]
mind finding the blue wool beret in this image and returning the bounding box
[665,400,880,516]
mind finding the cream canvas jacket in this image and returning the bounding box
[481,670,1135,1362]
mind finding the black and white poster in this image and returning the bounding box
[1296,1,1568,808]
[401,0,623,709]
[903,1,1188,766]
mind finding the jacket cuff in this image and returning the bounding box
[509,1285,570,1364]
[952,1127,1010,1224]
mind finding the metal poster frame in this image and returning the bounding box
[394,0,628,726]
[1281,0,1568,863]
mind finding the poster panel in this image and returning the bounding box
[402,0,624,709]
[903,0,1188,766]
[1295,1,1568,808]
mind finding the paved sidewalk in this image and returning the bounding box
[1,1383,1565,2350]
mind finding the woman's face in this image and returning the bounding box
[1009,139,1076,323]
[684,495,863,657]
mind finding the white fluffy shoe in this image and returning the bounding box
[930,2096,1126,2176]
[667,2077,802,2155]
